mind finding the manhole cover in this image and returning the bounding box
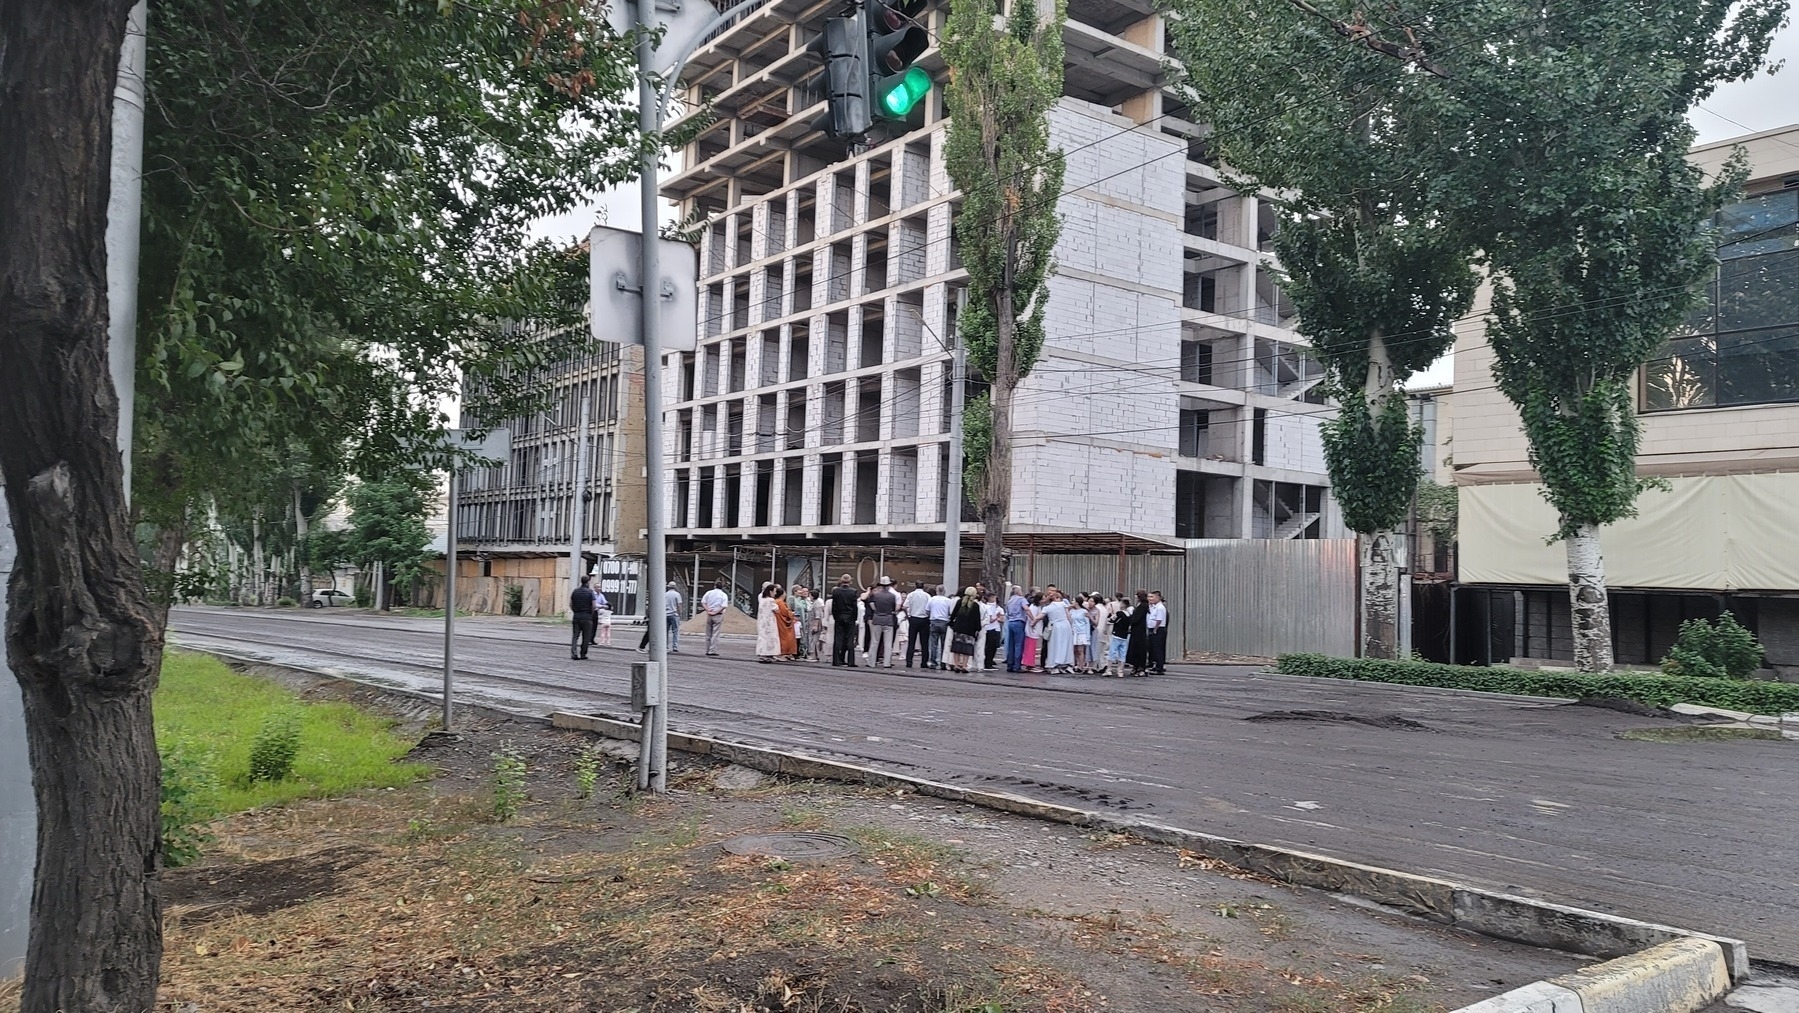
[721,832,859,861]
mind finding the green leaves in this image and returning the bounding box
[135,0,641,545]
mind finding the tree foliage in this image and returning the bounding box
[134,0,640,575]
[943,0,1065,589]
[1170,0,1479,539]
[345,477,435,592]
[1438,0,1782,537]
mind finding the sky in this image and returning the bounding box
[527,18,1799,389]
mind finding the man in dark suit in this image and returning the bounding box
[569,575,598,659]
[828,574,860,667]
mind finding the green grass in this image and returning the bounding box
[156,651,429,813]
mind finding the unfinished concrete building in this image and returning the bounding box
[657,0,1342,582]
[449,341,648,615]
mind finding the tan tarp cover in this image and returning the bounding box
[1459,473,1799,591]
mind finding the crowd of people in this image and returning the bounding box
[744,574,1170,678]
[572,571,1172,678]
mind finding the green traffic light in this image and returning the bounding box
[877,66,932,117]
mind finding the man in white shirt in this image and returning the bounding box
[903,581,932,668]
[637,582,684,654]
[700,579,729,657]
[926,585,954,670]
[1146,590,1169,675]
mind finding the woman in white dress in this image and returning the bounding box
[1043,591,1075,674]
[755,585,782,663]
[1070,594,1094,674]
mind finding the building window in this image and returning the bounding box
[1642,190,1799,411]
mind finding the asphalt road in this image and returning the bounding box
[170,605,1799,962]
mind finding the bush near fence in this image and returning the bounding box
[1274,653,1799,716]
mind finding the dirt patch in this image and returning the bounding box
[1245,710,1434,731]
[1619,726,1787,744]
[142,711,1577,1012]
[160,845,375,923]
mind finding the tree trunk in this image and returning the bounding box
[981,289,1018,596]
[1565,522,1613,673]
[1360,528,1400,659]
[252,508,265,604]
[0,2,166,1008]
[295,483,313,601]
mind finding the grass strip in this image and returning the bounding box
[1274,652,1799,716]
[156,650,428,813]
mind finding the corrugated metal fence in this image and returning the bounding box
[1183,539,1357,659]
[1016,552,1190,656]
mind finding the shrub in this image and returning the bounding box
[1661,612,1763,679]
[353,586,373,608]
[275,595,298,608]
[1274,653,1799,715]
[573,746,600,800]
[160,741,220,868]
[246,708,302,783]
[504,583,525,616]
[492,746,527,822]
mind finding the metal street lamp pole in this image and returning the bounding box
[442,464,458,732]
[635,0,670,793]
[568,394,593,588]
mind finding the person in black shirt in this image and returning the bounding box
[828,574,861,667]
[569,575,598,660]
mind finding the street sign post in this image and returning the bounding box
[437,427,510,734]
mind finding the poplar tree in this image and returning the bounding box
[1442,0,1784,672]
[1168,1,1478,658]
[942,0,1065,595]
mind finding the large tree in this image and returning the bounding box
[1441,0,1784,671]
[132,0,636,596]
[1,0,166,1008]
[2,0,640,1005]
[1169,0,1479,657]
[943,0,1066,595]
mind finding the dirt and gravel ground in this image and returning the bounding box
[134,669,1585,1012]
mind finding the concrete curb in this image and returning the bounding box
[547,710,1750,986]
[1455,937,1731,1012]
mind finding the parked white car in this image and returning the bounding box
[309,588,353,608]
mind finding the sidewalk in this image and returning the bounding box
[140,666,1584,1012]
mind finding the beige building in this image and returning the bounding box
[1449,124,1799,674]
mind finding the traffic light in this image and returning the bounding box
[863,0,930,122]
[814,15,871,141]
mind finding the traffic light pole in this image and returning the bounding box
[634,0,670,794]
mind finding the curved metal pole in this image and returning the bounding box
[652,0,784,124]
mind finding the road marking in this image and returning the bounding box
[1287,800,1322,811]
[1531,799,1571,817]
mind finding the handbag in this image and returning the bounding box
[952,632,977,654]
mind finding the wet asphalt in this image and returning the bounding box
[169,605,1799,963]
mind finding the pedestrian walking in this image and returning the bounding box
[1070,593,1094,674]
[903,581,931,668]
[790,586,812,659]
[1104,596,1129,677]
[867,576,901,667]
[775,585,798,659]
[979,591,1002,672]
[926,584,953,669]
[701,578,729,656]
[1023,594,1045,672]
[1146,589,1169,675]
[569,575,598,660]
[1044,590,1074,674]
[756,585,783,663]
[828,574,860,666]
[805,586,829,661]
[1003,584,1029,673]
[1124,589,1152,676]
[947,586,982,673]
[637,581,683,653]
